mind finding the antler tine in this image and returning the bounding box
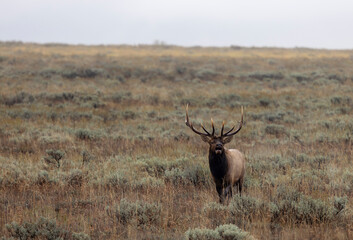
[185,104,211,136]
[201,123,212,135]
[211,118,215,136]
[220,121,225,136]
[222,125,235,136]
[185,104,190,126]
[222,106,244,137]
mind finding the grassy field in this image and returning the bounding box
[0,42,352,239]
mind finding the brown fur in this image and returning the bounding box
[207,139,245,203]
[225,149,245,193]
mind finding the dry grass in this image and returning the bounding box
[0,42,352,239]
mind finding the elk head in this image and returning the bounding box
[185,104,243,155]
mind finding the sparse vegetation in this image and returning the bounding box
[5,217,90,240]
[0,42,352,239]
[106,198,161,226]
[185,224,253,240]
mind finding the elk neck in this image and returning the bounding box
[208,148,228,180]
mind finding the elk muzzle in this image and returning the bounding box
[215,143,223,154]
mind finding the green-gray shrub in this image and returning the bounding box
[72,232,91,240]
[5,217,68,240]
[263,112,285,123]
[195,68,218,80]
[75,129,99,140]
[271,186,335,224]
[106,172,129,189]
[185,224,252,240]
[121,110,137,120]
[107,198,134,224]
[312,155,329,168]
[110,92,132,103]
[291,73,311,82]
[107,198,161,226]
[135,157,187,178]
[45,92,75,103]
[39,68,59,78]
[202,202,228,216]
[164,165,210,187]
[61,68,105,79]
[44,149,65,168]
[265,124,287,136]
[216,224,252,240]
[132,176,165,190]
[2,92,34,106]
[136,157,169,177]
[229,195,269,221]
[164,168,184,185]
[258,98,271,107]
[65,169,84,187]
[249,71,284,80]
[69,112,93,121]
[294,196,334,224]
[82,150,94,164]
[342,170,353,193]
[185,228,221,240]
[182,164,210,186]
[202,202,229,227]
[330,96,352,106]
[36,170,50,185]
[0,162,25,188]
[333,196,348,213]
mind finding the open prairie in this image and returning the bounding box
[0,42,352,239]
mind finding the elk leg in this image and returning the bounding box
[216,185,224,203]
[233,182,239,194]
[238,178,243,196]
[225,185,233,198]
[225,185,233,204]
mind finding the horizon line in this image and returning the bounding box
[1,40,353,51]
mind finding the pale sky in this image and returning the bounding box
[1,0,353,49]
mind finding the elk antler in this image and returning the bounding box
[185,104,214,137]
[221,106,244,137]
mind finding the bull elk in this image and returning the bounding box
[185,104,245,203]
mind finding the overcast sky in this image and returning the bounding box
[1,0,353,49]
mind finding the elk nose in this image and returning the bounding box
[216,143,222,148]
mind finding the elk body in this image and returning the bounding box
[185,105,245,203]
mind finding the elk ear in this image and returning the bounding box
[200,135,211,143]
[222,136,234,144]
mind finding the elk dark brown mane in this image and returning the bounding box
[185,104,245,203]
